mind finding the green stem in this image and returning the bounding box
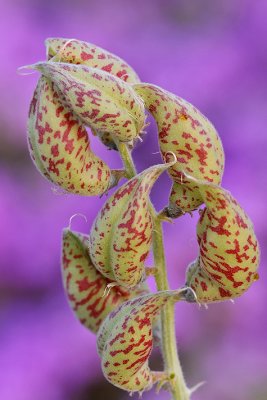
[153,217,189,400]
[117,141,137,178]
[117,142,189,400]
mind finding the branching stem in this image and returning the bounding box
[117,142,190,400]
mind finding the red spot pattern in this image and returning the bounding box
[27,76,111,195]
[38,61,145,143]
[186,186,259,303]
[46,38,140,84]
[81,51,93,61]
[97,292,175,392]
[89,165,169,288]
[133,83,224,214]
[62,230,149,333]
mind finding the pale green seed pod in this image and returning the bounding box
[184,180,260,303]
[97,290,185,393]
[31,62,146,144]
[61,229,149,333]
[89,160,176,289]
[27,76,112,195]
[45,38,142,151]
[27,79,51,182]
[45,37,140,83]
[133,83,225,216]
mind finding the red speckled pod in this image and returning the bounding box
[32,62,146,144]
[45,37,140,84]
[184,180,260,303]
[61,229,149,333]
[27,77,112,195]
[89,161,175,288]
[133,83,225,216]
[97,290,184,393]
[45,38,141,150]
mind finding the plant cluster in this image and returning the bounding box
[23,38,260,400]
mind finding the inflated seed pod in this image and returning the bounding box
[97,290,185,393]
[89,160,175,288]
[45,38,141,151]
[27,76,113,195]
[184,180,260,303]
[133,83,225,216]
[61,229,149,333]
[45,37,140,83]
[27,79,51,182]
[31,62,146,143]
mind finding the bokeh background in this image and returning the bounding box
[1,0,267,399]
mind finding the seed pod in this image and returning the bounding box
[89,160,175,288]
[133,83,225,216]
[27,79,52,182]
[97,290,184,393]
[61,229,149,333]
[184,180,260,303]
[27,76,112,195]
[32,62,146,143]
[45,38,141,151]
[45,37,140,83]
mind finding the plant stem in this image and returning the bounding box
[153,217,189,400]
[117,142,189,400]
[117,141,137,178]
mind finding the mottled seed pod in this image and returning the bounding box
[97,290,184,393]
[61,229,149,333]
[27,76,112,195]
[89,160,175,288]
[45,38,141,150]
[133,83,225,216]
[32,62,146,143]
[45,37,140,83]
[184,180,260,303]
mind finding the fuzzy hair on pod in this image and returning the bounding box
[89,160,176,289]
[97,290,184,393]
[133,83,225,216]
[45,37,140,84]
[31,62,146,144]
[184,180,260,303]
[27,77,112,195]
[61,229,149,333]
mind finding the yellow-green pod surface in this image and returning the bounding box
[62,229,149,333]
[134,83,225,216]
[45,38,141,150]
[27,77,111,195]
[46,37,140,83]
[185,182,260,303]
[89,161,175,289]
[97,290,183,393]
[33,62,146,143]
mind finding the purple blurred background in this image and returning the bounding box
[1,0,267,399]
